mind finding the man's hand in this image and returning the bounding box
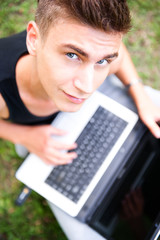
[137,93,160,139]
[20,125,78,165]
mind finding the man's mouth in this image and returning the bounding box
[63,91,87,104]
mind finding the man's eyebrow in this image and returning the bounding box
[62,44,89,58]
[62,44,118,59]
[103,52,119,60]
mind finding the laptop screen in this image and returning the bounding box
[89,135,160,240]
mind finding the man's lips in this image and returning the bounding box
[63,91,87,104]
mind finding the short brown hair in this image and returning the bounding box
[36,0,131,38]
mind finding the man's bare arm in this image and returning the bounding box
[109,43,160,138]
[0,117,77,165]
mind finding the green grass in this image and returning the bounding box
[124,0,160,88]
[0,140,67,240]
[0,0,37,37]
[0,1,160,239]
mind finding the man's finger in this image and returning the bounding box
[145,120,160,138]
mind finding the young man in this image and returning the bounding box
[0,0,160,239]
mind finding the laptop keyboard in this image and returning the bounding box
[45,106,127,203]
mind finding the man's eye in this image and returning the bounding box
[66,53,78,59]
[96,59,108,65]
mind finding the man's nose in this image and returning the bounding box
[74,66,94,94]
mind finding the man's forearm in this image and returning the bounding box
[112,43,160,138]
[114,43,149,110]
[115,43,139,85]
[0,119,29,144]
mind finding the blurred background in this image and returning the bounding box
[0,0,160,239]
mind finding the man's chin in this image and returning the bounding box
[59,102,84,113]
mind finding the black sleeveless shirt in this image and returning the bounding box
[0,31,58,125]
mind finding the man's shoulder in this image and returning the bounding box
[0,31,28,82]
[0,30,27,49]
[0,30,26,42]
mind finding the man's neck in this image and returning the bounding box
[15,54,59,115]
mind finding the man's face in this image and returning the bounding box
[35,19,122,112]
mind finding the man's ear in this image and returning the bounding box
[26,21,40,56]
